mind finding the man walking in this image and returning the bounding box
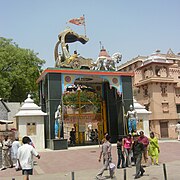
[70,128,76,145]
[175,121,180,141]
[11,137,21,170]
[96,135,114,179]
[17,136,40,180]
[0,135,13,170]
[132,134,145,179]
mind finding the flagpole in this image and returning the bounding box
[83,14,87,37]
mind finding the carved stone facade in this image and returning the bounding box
[118,49,180,139]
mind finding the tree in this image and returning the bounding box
[0,37,45,102]
[63,90,101,113]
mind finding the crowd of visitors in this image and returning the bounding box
[0,130,160,180]
[115,131,160,179]
[96,130,160,179]
[0,135,40,180]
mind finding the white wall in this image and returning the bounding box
[137,114,150,137]
[18,116,45,150]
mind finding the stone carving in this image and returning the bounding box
[92,52,122,71]
[54,28,93,69]
[54,104,63,139]
[126,105,138,133]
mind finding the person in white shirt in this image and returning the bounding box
[11,138,21,170]
[17,136,40,180]
[175,121,180,141]
[0,135,13,170]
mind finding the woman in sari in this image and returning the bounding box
[148,132,160,165]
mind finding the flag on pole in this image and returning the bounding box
[68,16,85,26]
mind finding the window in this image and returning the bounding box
[27,122,36,135]
[162,102,169,113]
[176,104,180,113]
[160,83,167,96]
[155,67,161,76]
[175,88,180,97]
[143,85,148,96]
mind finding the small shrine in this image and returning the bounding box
[37,27,134,149]
[15,94,47,150]
[134,98,151,136]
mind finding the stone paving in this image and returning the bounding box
[0,140,180,180]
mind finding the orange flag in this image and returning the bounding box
[68,16,85,26]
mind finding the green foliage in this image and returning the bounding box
[63,91,101,112]
[0,37,45,102]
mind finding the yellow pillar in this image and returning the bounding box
[102,101,107,133]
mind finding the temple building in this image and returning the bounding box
[37,28,133,149]
[118,49,180,139]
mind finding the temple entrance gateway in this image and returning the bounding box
[37,28,134,149]
[64,95,104,144]
[38,69,133,149]
[62,77,107,145]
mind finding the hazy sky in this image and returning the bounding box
[1,0,180,68]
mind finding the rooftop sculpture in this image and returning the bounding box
[54,28,122,71]
[54,28,93,69]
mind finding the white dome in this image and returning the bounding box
[133,98,151,114]
[15,94,47,117]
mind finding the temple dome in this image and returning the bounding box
[98,47,111,59]
[15,94,47,116]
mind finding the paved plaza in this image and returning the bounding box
[1,140,180,180]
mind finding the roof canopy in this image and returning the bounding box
[0,120,13,125]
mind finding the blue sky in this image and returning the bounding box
[1,0,180,68]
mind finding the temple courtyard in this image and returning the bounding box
[1,140,180,180]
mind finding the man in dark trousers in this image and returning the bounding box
[132,134,145,179]
[70,128,76,145]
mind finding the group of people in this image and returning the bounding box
[96,131,160,179]
[69,127,99,146]
[0,135,40,180]
[116,131,160,179]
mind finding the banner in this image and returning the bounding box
[68,16,85,26]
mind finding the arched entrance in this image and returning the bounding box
[37,69,133,149]
[61,73,124,144]
[63,85,105,145]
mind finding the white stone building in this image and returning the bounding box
[15,95,47,150]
